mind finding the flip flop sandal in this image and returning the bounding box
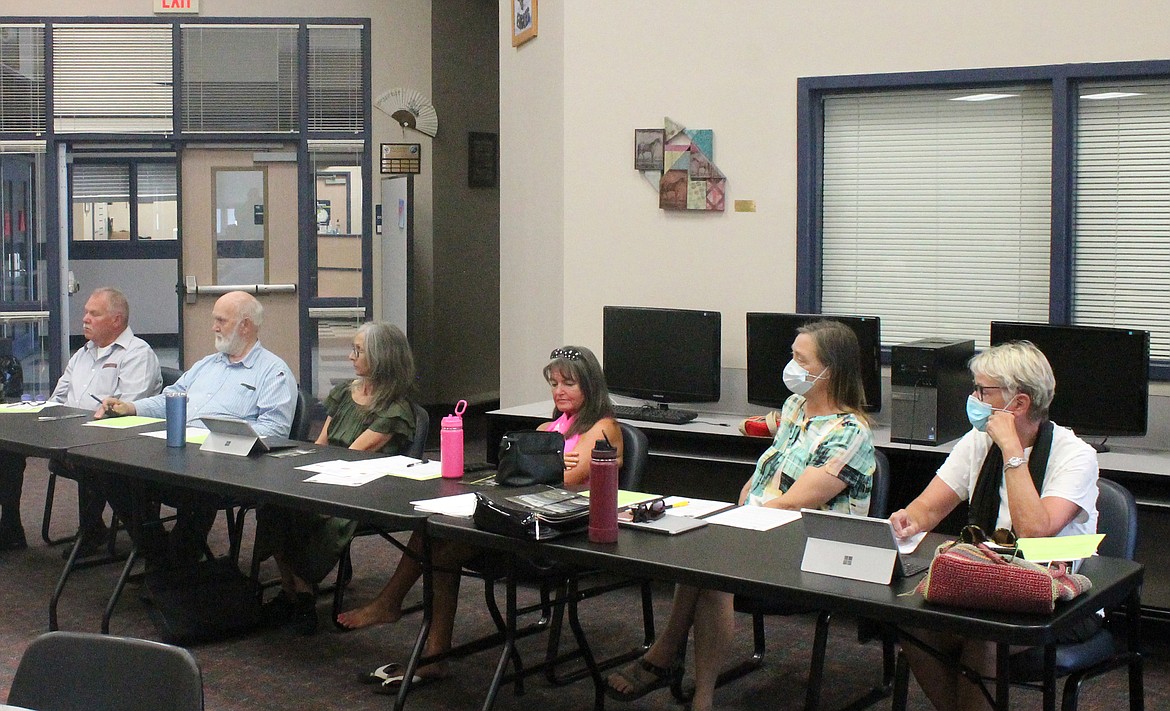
[372,672,444,695]
[604,657,681,702]
[356,662,400,685]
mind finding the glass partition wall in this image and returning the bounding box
[0,151,49,399]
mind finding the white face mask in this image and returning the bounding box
[782,359,826,396]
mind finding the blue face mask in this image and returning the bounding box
[966,394,1012,432]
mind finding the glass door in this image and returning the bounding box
[180,148,300,380]
[0,153,49,399]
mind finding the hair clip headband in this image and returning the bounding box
[550,347,582,361]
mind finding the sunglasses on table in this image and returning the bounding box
[627,499,668,523]
[959,524,1019,553]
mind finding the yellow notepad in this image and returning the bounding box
[580,489,662,508]
[1016,533,1105,562]
[83,416,164,429]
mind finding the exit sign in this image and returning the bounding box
[154,0,199,13]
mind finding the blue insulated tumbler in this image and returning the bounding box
[165,392,187,448]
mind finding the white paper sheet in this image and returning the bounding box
[704,506,802,531]
[303,470,387,487]
[410,492,479,517]
[896,531,928,555]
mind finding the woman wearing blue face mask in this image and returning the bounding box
[606,320,875,711]
[889,340,1099,711]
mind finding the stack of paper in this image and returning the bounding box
[296,455,442,486]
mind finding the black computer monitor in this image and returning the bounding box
[746,313,882,412]
[989,321,1149,440]
[602,305,721,405]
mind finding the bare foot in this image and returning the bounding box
[336,600,403,629]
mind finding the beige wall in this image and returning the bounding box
[499,0,1170,408]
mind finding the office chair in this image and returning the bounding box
[1007,477,1143,711]
[715,449,895,710]
[331,402,430,624]
[9,630,203,711]
[41,364,184,545]
[461,421,654,707]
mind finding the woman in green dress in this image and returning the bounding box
[255,321,416,634]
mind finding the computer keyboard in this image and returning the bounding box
[612,404,698,425]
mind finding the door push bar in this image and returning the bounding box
[0,311,50,323]
[183,276,296,304]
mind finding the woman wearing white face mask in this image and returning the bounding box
[606,320,875,711]
[889,341,1099,711]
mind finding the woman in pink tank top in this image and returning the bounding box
[537,345,623,486]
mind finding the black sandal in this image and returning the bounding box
[604,656,681,701]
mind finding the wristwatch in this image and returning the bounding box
[1004,456,1026,471]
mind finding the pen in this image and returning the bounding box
[406,456,430,467]
[92,393,117,416]
[665,501,689,509]
[241,383,256,391]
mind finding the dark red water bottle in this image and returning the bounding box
[588,435,619,544]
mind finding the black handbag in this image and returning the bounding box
[495,430,565,487]
[472,488,589,541]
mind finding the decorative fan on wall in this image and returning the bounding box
[375,88,439,137]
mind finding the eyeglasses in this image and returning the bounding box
[550,347,582,361]
[628,499,667,523]
[351,344,364,357]
[959,524,1018,549]
[972,384,1003,401]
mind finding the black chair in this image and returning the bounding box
[1007,477,1143,711]
[330,402,431,624]
[41,364,184,545]
[9,630,203,711]
[543,422,654,682]
[460,422,654,708]
[716,449,895,710]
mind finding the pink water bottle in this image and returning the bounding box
[588,435,619,543]
[440,399,468,479]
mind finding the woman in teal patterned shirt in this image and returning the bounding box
[255,321,416,634]
[607,320,875,711]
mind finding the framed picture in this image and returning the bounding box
[634,128,665,171]
[468,132,498,189]
[512,0,538,47]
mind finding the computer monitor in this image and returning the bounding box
[989,321,1149,441]
[746,313,882,412]
[602,305,721,405]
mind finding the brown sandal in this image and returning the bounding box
[604,656,681,701]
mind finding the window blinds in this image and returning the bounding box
[52,24,172,134]
[1075,80,1170,361]
[72,164,130,202]
[181,25,297,133]
[0,25,45,133]
[136,163,177,200]
[307,26,363,134]
[821,86,1052,349]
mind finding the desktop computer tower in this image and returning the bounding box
[890,338,974,446]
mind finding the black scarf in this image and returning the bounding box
[968,420,1054,533]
